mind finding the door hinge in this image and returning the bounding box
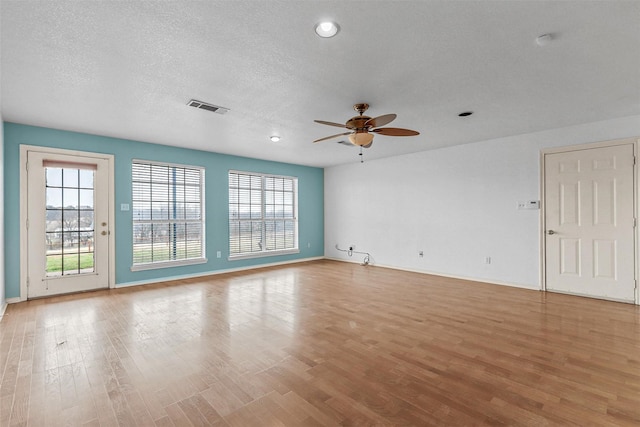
[26,162,29,171]
[26,277,30,288]
[26,219,29,229]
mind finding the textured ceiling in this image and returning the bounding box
[2,1,639,167]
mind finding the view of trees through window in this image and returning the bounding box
[132,161,204,267]
[229,171,297,256]
[45,167,95,276]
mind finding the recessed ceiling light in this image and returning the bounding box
[270,135,281,142]
[315,21,339,38]
[458,111,473,117]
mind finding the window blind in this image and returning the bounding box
[132,161,205,267]
[229,171,297,257]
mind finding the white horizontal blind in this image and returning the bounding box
[229,171,297,256]
[132,161,204,266]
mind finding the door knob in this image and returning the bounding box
[101,231,107,236]
[547,230,556,235]
[101,222,107,226]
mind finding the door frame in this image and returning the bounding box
[540,137,639,305]
[19,145,116,300]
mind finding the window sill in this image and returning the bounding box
[131,257,208,272]
[228,249,300,261]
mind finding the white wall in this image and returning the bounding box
[325,115,640,289]
[0,117,4,317]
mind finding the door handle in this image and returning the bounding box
[547,230,556,235]
[101,231,107,236]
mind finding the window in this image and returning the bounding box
[228,171,298,258]
[131,161,205,270]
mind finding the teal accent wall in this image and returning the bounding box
[3,122,324,299]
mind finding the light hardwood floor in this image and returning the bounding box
[1,260,639,426]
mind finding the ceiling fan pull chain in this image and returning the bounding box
[359,146,364,163]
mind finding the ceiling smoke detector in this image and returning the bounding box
[535,33,553,47]
[187,99,229,114]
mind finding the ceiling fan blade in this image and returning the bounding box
[365,113,396,128]
[313,131,353,143]
[314,120,348,129]
[372,127,420,136]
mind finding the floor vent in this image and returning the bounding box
[187,99,229,114]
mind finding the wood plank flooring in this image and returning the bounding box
[1,259,639,426]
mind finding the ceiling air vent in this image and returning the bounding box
[187,99,229,114]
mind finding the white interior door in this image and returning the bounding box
[26,151,111,298]
[544,144,636,302]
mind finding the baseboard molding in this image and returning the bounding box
[0,301,7,320]
[116,256,325,289]
[324,256,540,291]
[4,297,24,305]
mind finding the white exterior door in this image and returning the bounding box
[544,144,636,302]
[26,150,111,298]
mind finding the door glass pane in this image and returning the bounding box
[63,188,78,208]
[79,169,93,189]
[63,169,79,188]
[46,168,62,187]
[46,188,62,209]
[79,189,94,208]
[45,166,95,277]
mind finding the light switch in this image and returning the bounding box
[517,200,539,210]
[121,203,130,211]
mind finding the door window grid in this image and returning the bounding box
[45,167,95,276]
[229,171,297,257]
[132,161,205,268]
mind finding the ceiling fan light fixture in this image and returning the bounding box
[315,21,339,38]
[348,132,374,147]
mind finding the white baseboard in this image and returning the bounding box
[0,301,7,320]
[6,297,24,304]
[324,256,540,291]
[116,256,325,289]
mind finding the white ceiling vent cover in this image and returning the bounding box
[187,99,229,114]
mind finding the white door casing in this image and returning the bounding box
[543,143,636,302]
[21,147,115,299]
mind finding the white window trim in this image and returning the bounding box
[130,257,207,272]
[131,159,206,270]
[228,170,299,260]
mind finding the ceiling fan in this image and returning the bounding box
[313,103,420,148]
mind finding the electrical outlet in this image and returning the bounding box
[216,251,221,258]
[485,256,491,264]
[419,251,424,257]
[349,245,355,251]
